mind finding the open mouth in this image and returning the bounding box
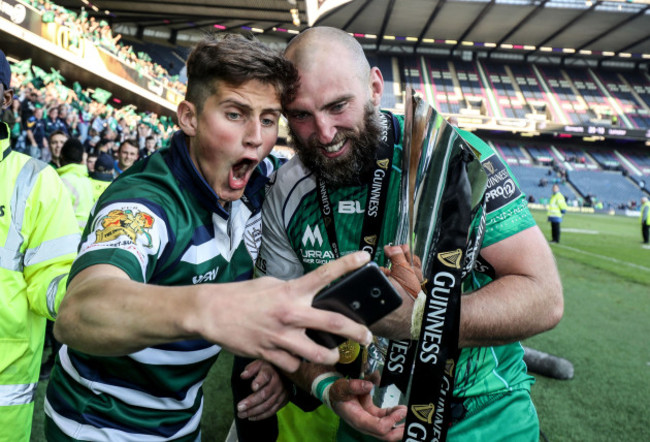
[229,158,256,190]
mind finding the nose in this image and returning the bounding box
[244,120,263,149]
[314,113,337,145]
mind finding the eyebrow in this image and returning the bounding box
[220,98,282,114]
[288,94,354,113]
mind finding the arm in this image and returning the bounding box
[459,225,564,348]
[54,251,374,373]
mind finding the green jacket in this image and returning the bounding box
[0,122,79,441]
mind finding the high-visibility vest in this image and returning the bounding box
[57,163,95,232]
[0,122,79,442]
[547,191,568,221]
[90,177,112,202]
[641,201,650,226]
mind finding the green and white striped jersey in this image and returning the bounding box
[45,131,280,441]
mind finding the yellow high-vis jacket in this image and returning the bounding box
[0,122,80,442]
[640,201,650,226]
[547,191,568,222]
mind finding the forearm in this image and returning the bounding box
[283,361,338,394]
[54,265,202,356]
[459,272,563,348]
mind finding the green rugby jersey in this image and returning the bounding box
[258,113,537,440]
[45,131,280,441]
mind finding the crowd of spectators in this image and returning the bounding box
[0,59,177,169]
[22,0,186,95]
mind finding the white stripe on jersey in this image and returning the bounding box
[44,396,203,441]
[59,346,203,411]
[129,345,221,365]
[181,200,254,264]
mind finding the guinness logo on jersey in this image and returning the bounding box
[483,160,496,175]
[437,249,462,269]
[411,403,435,424]
[481,155,522,214]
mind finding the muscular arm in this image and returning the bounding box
[54,252,374,373]
[459,225,564,348]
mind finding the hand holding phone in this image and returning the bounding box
[307,262,403,348]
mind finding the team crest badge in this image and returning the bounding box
[95,209,155,248]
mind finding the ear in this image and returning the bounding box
[2,88,13,110]
[369,67,384,107]
[177,100,198,136]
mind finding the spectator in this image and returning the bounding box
[25,103,48,160]
[44,105,67,137]
[89,152,114,201]
[86,151,98,173]
[114,138,139,175]
[139,134,158,158]
[47,129,68,168]
[57,137,95,232]
[0,49,79,442]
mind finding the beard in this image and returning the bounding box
[289,102,384,187]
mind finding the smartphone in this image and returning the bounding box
[307,262,403,348]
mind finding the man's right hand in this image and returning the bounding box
[194,251,374,373]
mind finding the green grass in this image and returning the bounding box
[32,210,650,441]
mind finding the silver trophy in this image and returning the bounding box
[369,87,488,409]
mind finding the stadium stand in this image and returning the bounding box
[568,169,643,209]
[509,164,576,204]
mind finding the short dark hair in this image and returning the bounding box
[185,33,298,113]
[119,139,138,152]
[48,130,67,143]
[61,137,85,165]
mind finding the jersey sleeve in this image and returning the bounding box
[256,171,305,280]
[70,199,170,283]
[459,130,536,247]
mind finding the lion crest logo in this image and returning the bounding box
[95,209,155,248]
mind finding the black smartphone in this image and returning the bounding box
[307,262,403,348]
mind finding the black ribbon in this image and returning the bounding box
[401,144,485,442]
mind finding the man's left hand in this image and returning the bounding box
[330,378,407,441]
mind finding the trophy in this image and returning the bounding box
[368,87,488,441]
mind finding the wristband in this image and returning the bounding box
[410,289,427,340]
[310,371,343,409]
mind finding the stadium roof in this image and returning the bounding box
[55,0,650,66]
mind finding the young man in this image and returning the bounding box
[139,134,158,158]
[47,129,68,168]
[44,33,374,441]
[547,184,568,243]
[247,27,564,441]
[113,138,139,175]
[0,50,79,442]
